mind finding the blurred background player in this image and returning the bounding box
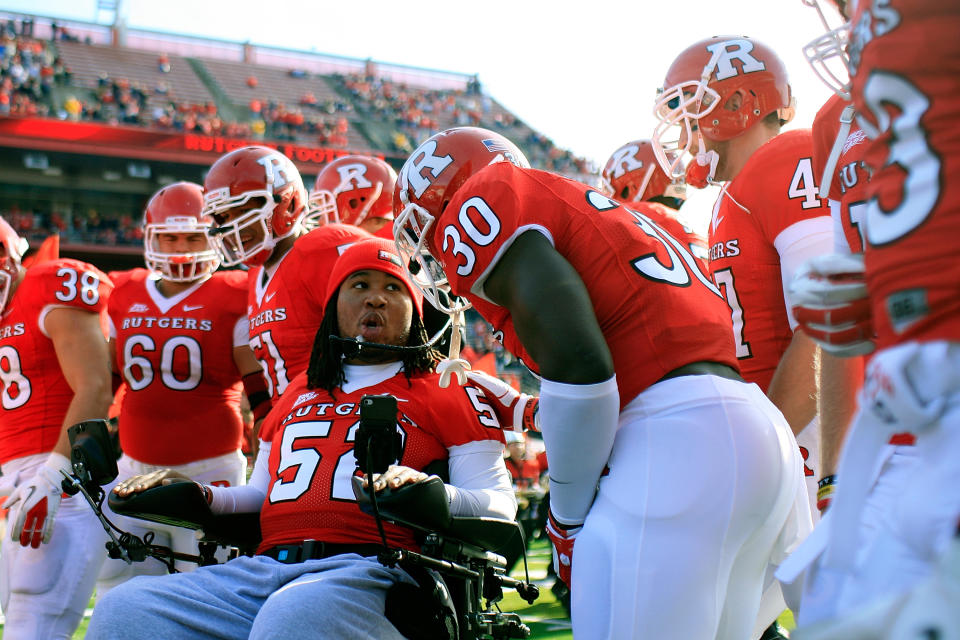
[86,238,514,640]
[777,1,917,629]
[96,181,265,593]
[394,126,804,640]
[599,138,708,259]
[303,154,398,239]
[0,216,114,639]
[204,145,371,446]
[789,0,960,636]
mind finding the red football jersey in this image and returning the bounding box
[108,269,249,465]
[848,0,960,348]
[432,163,737,410]
[643,202,710,264]
[248,224,370,441]
[257,370,505,552]
[812,95,871,255]
[0,259,112,464]
[708,129,831,391]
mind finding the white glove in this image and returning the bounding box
[465,370,539,432]
[791,253,874,357]
[1,452,71,548]
[860,342,946,434]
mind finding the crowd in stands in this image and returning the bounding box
[3,206,143,247]
[0,19,72,117]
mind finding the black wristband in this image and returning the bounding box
[817,474,837,490]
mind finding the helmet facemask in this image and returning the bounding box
[393,193,471,317]
[801,0,852,99]
[652,78,720,183]
[144,218,220,282]
[205,190,284,267]
[303,190,338,230]
[0,233,27,314]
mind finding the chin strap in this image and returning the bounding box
[819,105,856,199]
[437,307,470,388]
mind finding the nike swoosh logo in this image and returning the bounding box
[182,304,204,312]
[264,292,277,303]
[712,214,724,233]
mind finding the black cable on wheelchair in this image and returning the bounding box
[365,447,392,551]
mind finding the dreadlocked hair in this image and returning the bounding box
[306,292,444,394]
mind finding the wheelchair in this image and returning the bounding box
[63,418,540,640]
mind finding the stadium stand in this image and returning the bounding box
[0,9,595,270]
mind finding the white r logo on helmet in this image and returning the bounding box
[335,163,373,191]
[707,39,766,81]
[608,144,644,179]
[400,140,453,198]
[257,153,296,189]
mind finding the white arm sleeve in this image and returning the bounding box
[538,375,619,525]
[829,200,853,256]
[207,441,271,514]
[774,216,834,330]
[233,315,250,348]
[444,439,517,520]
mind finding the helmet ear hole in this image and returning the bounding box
[723,91,744,112]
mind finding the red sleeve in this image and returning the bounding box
[729,129,831,244]
[419,376,507,448]
[432,163,550,301]
[32,259,112,315]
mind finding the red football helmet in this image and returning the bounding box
[599,140,686,204]
[801,0,852,99]
[203,146,307,267]
[652,36,794,181]
[393,127,529,314]
[0,216,28,314]
[143,182,220,282]
[305,155,398,230]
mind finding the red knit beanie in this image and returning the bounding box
[324,238,424,317]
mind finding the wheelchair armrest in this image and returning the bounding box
[108,481,213,530]
[108,482,263,552]
[352,476,524,556]
[352,475,452,532]
[447,516,523,558]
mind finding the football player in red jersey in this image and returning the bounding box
[304,154,398,239]
[599,139,708,261]
[392,126,804,640]
[653,36,834,533]
[789,0,960,636]
[95,182,266,594]
[0,216,114,638]
[85,238,515,640]
[204,146,371,446]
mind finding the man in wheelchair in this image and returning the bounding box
[85,238,521,640]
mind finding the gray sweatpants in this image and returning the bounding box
[85,553,414,640]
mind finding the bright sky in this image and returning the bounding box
[12,0,838,169]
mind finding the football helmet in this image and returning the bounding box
[0,216,27,314]
[599,140,686,204]
[203,146,307,267]
[305,155,398,230]
[393,127,529,314]
[143,181,220,282]
[652,36,794,181]
[801,0,852,100]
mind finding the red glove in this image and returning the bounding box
[791,253,875,357]
[465,371,539,432]
[546,510,582,587]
